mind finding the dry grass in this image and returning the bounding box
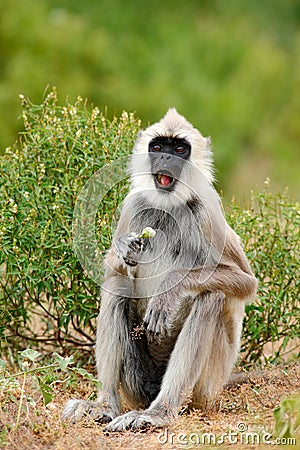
[0,363,299,449]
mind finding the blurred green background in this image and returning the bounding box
[1,0,300,197]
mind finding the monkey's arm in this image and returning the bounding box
[207,223,258,299]
[166,223,257,300]
[222,224,255,277]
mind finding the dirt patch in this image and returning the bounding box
[1,363,299,449]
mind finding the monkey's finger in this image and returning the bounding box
[128,237,143,252]
[123,257,137,267]
[118,233,139,246]
[116,240,130,256]
[142,312,156,332]
[143,321,156,342]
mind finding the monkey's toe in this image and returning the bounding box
[62,399,115,424]
[104,410,167,432]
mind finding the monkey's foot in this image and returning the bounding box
[104,410,168,432]
[62,399,115,424]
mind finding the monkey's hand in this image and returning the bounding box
[115,233,144,267]
[143,295,173,340]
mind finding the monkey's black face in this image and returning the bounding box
[148,137,191,192]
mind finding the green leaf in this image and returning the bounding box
[20,349,41,362]
[73,367,102,389]
[37,376,53,406]
[52,352,74,371]
[0,359,6,370]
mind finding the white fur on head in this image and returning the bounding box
[128,108,215,208]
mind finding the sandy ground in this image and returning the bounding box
[0,363,299,450]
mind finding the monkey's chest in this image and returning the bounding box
[133,235,200,300]
[129,206,205,298]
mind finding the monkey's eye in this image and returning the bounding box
[152,144,162,152]
[175,145,186,153]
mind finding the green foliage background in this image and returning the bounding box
[1,0,300,196]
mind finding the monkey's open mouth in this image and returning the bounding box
[154,172,176,190]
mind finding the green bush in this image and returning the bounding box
[0,91,299,365]
[0,89,140,353]
[227,185,300,365]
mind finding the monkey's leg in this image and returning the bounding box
[148,291,240,413]
[105,291,240,431]
[191,296,244,410]
[63,277,132,424]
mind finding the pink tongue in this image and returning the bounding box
[160,175,172,186]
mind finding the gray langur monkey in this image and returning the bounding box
[63,108,258,431]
